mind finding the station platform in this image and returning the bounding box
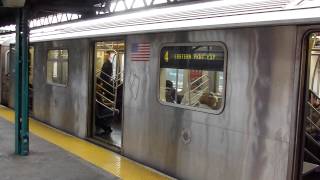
[0,106,171,180]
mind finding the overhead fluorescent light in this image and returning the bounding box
[1,0,25,7]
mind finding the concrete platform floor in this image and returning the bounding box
[0,118,119,180]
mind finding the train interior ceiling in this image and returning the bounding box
[303,32,320,180]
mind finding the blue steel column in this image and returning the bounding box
[15,8,29,156]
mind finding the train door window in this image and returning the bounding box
[1,49,11,106]
[4,50,10,75]
[46,50,68,86]
[29,47,34,85]
[159,43,226,113]
[29,47,34,113]
[93,41,125,148]
[300,32,320,179]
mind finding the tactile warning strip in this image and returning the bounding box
[0,106,173,180]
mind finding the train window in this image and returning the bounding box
[47,50,68,86]
[29,47,34,85]
[159,43,226,112]
[4,50,10,75]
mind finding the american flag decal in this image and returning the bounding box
[131,43,151,61]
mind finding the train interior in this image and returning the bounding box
[92,40,125,148]
[29,47,34,113]
[0,46,10,106]
[302,32,320,179]
[159,44,224,110]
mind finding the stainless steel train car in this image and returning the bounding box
[1,0,320,179]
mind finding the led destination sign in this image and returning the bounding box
[160,45,225,71]
[174,53,216,60]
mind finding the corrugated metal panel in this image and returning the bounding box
[63,0,289,33]
[295,0,320,8]
[3,0,320,43]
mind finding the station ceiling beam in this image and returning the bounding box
[0,0,207,27]
[0,0,108,27]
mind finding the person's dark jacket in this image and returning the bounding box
[98,60,114,101]
[100,60,113,83]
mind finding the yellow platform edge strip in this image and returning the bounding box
[0,106,172,180]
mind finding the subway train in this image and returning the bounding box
[1,0,320,179]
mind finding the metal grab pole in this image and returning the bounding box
[15,8,29,156]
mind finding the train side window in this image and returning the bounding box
[159,43,226,113]
[47,50,68,86]
[29,47,34,85]
[4,50,10,75]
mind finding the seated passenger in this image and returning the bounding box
[165,80,176,103]
[311,92,320,109]
[307,91,320,141]
[199,92,218,109]
[177,94,184,104]
[199,92,217,109]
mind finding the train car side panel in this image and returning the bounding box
[32,39,90,137]
[123,26,298,180]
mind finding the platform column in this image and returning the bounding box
[15,8,29,156]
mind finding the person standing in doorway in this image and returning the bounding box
[96,51,114,136]
[100,51,113,87]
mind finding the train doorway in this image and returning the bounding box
[1,47,10,106]
[91,40,125,149]
[29,46,34,114]
[299,32,320,180]
[0,46,34,111]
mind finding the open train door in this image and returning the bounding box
[1,45,11,107]
[296,31,320,180]
[89,40,125,151]
[0,45,34,110]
